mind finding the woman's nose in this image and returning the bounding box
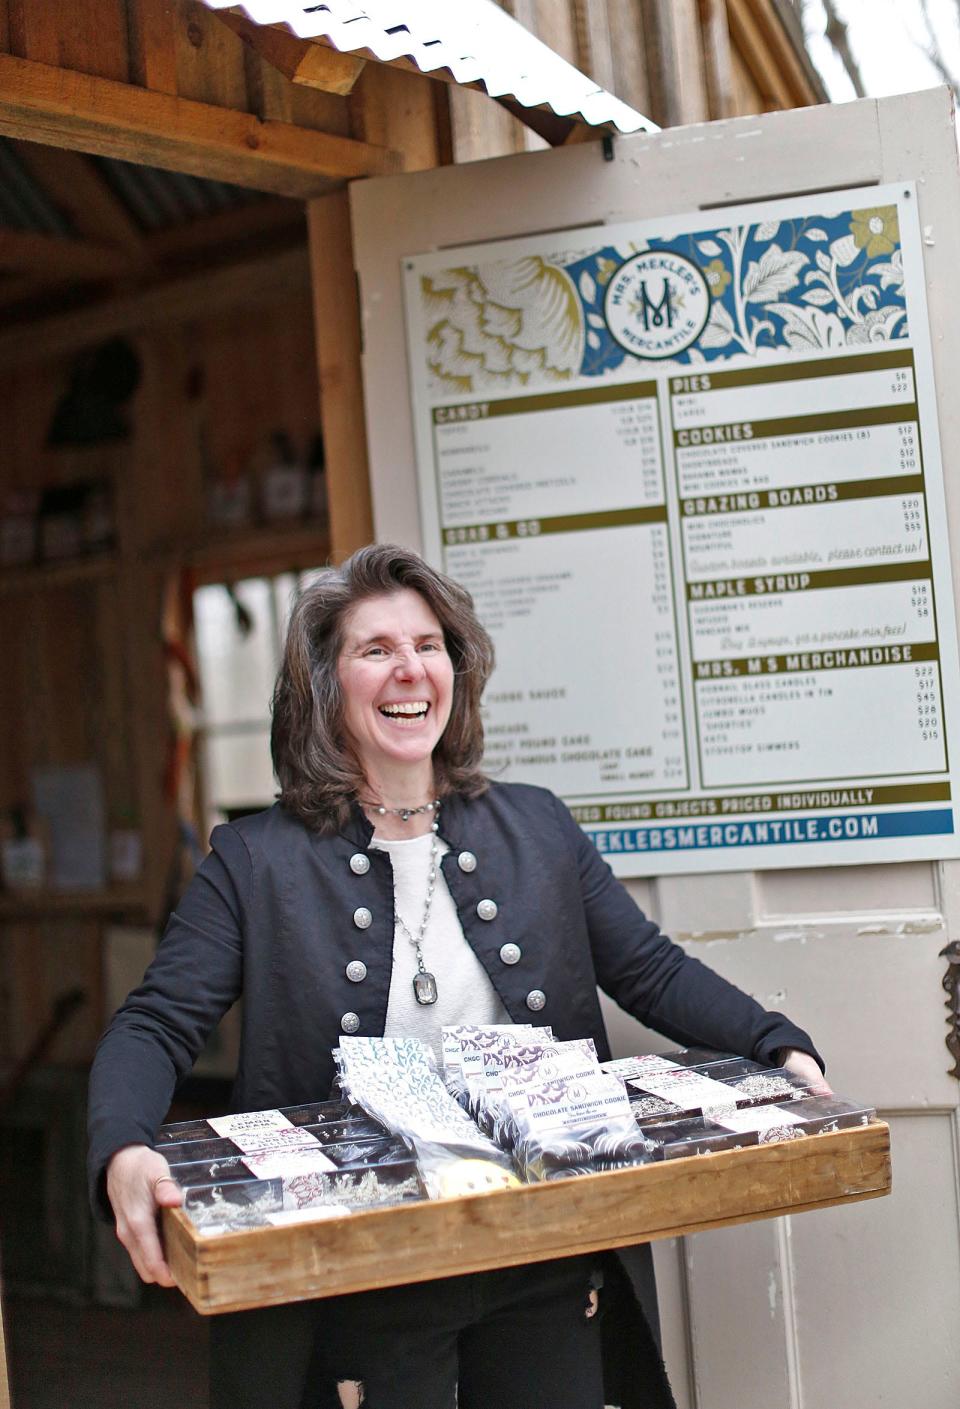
[393,646,425,679]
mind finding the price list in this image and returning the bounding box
[432,381,689,794]
[670,349,945,788]
[404,183,960,872]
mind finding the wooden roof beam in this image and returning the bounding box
[0,227,143,279]
[215,11,367,95]
[0,244,310,372]
[0,53,401,198]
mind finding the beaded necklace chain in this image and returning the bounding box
[393,826,441,1006]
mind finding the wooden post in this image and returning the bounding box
[0,1265,10,1409]
[307,191,374,561]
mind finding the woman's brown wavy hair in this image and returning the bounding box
[271,544,494,831]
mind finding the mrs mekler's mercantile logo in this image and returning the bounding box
[604,250,711,359]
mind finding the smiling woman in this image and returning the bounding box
[88,543,826,1409]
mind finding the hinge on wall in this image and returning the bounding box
[939,940,960,1079]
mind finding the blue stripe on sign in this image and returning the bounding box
[587,809,955,855]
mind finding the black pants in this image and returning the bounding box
[210,1256,603,1409]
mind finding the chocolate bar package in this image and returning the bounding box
[686,1057,767,1081]
[155,1100,368,1146]
[167,1135,413,1191]
[629,1066,818,1126]
[161,1117,388,1168]
[181,1159,427,1235]
[643,1096,876,1160]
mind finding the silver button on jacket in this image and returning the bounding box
[353,906,373,929]
[457,850,477,873]
[346,961,367,983]
[340,1012,360,1033]
[476,898,498,921]
[525,989,546,1011]
[349,853,370,875]
[499,943,521,965]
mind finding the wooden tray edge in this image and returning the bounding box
[165,1119,891,1315]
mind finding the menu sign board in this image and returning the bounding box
[402,183,960,874]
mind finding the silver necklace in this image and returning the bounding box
[362,799,440,823]
[393,818,441,1006]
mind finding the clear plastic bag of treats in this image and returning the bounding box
[461,1028,557,1129]
[441,1024,545,1108]
[506,1070,656,1181]
[482,1039,600,1146]
[336,1036,519,1198]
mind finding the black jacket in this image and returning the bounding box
[88,782,821,1409]
[88,782,819,1194]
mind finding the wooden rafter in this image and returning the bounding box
[0,53,401,198]
[144,197,305,264]
[215,11,367,95]
[0,244,310,372]
[0,227,142,278]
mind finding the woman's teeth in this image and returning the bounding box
[379,702,429,719]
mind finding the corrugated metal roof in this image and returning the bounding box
[92,157,265,233]
[0,142,75,235]
[201,0,658,134]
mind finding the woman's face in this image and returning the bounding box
[337,588,455,782]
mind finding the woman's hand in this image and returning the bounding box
[779,1047,834,1096]
[105,1144,182,1287]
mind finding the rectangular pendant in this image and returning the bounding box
[413,971,438,1005]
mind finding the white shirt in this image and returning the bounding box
[374,832,510,1064]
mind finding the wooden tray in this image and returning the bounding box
[163,1120,891,1315]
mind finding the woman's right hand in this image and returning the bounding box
[105,1144,183,1287]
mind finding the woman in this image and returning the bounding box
[89,544,826,1409]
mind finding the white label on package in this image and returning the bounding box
[713,1105,805,1135]
[626,1067,737,1114]
[265,1205,352,1225]
[240,1145,337,1180]
[521,1076,632,1133]
[442,1023,529,1076]
[602,1055,683,1080]
[208,1110,321,1155]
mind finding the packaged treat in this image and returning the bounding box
[685,1057,766,1081]
[337,1036,517,1197]
[487,1041,600,1148]
[166,1135,413,1190]
[628,1066,817,1127]
[154,1099,360,1146]
[181,1160,427,1235]
[161,1117,389,1167]
[643,1096,876,1159]
[441,1023,544,1105]
[507,1072,656,1181]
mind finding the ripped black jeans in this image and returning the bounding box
[210,1255,603,1409]
[320,1255,603,1409]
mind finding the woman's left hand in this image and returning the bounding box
[779,1047,833,1096]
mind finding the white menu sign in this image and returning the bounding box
[402,183,960,874]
